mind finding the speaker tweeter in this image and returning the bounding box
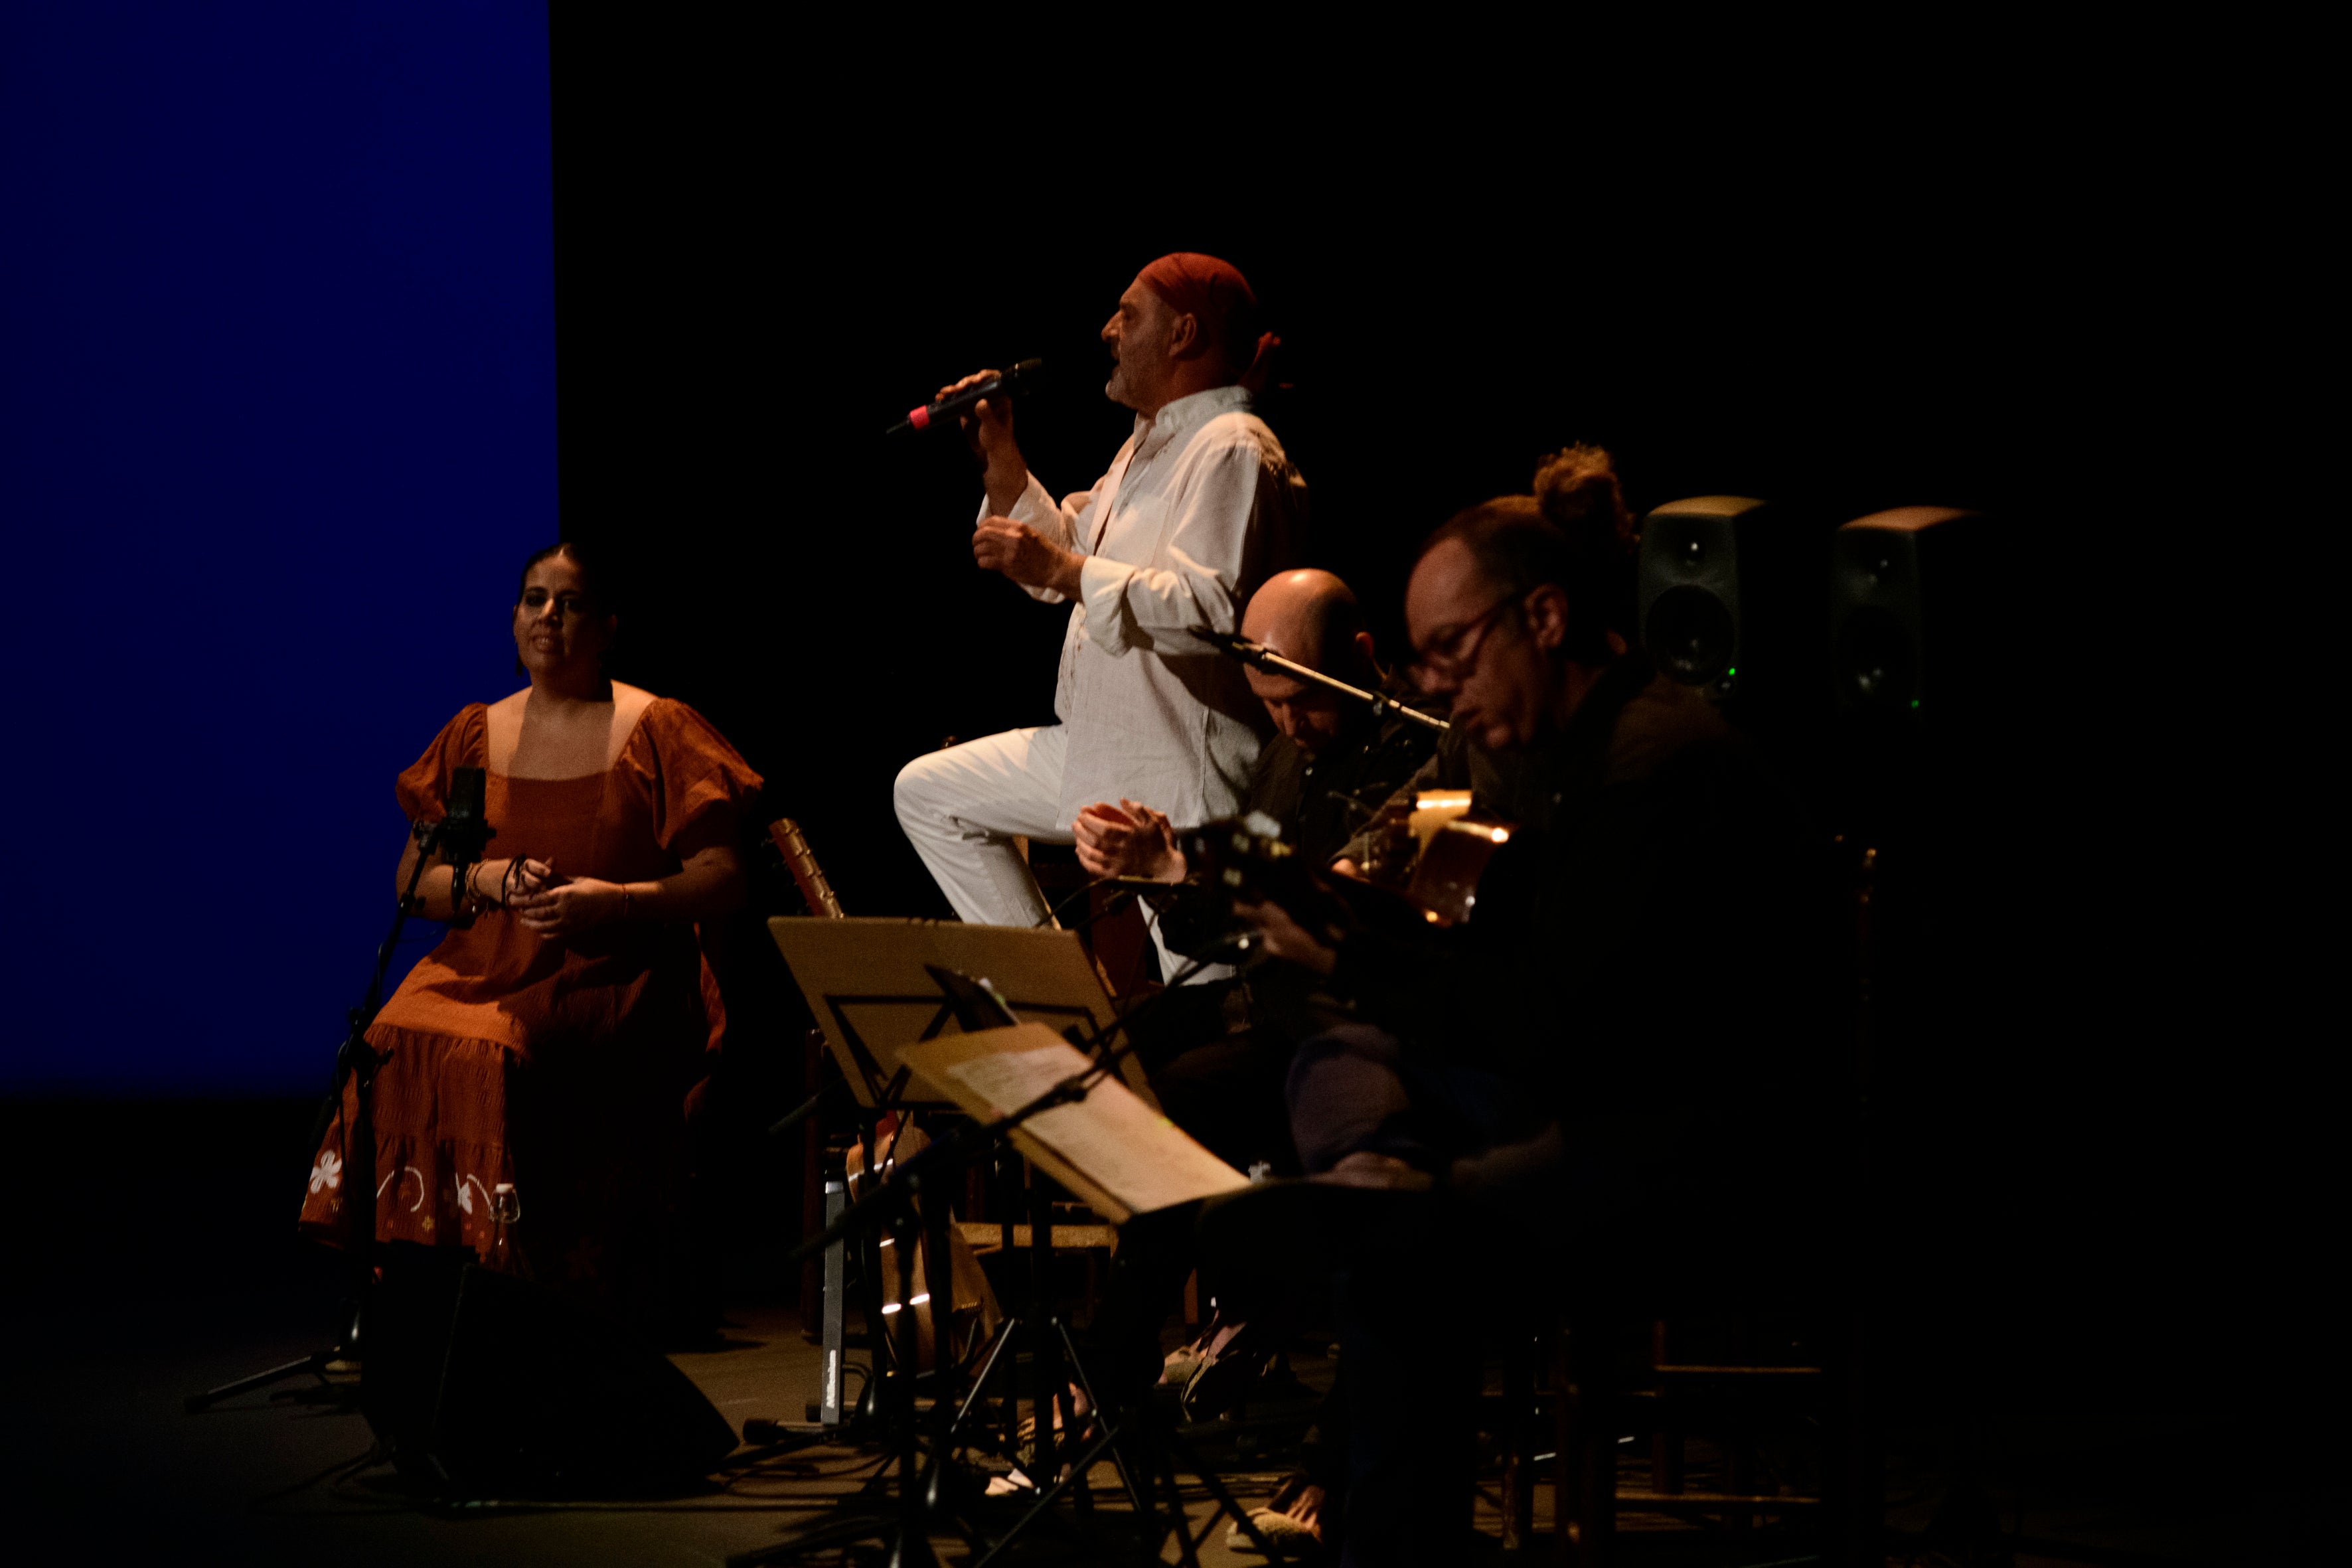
[1638,495,1830,722]
[1827,506,1982,726]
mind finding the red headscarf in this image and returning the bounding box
[1136,252,1281,394]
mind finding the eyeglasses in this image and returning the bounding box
[1407,592,1524,688]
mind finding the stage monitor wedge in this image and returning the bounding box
[1828,506,1982,726]
[1638,495,1830,718]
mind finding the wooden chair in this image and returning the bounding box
[1529,846,1883,1563]
[1518,1293,1873,1567]
[1543,1306,1872,1561]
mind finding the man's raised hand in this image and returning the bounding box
[974,516,1085,599]
[939,368,1028,512]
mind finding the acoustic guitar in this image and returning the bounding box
[1183,789,1520,934]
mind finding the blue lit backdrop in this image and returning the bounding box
[0,5,556,1091]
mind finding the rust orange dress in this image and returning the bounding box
[299,697,761,1316]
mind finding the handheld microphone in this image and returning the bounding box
[888,358,1044,436]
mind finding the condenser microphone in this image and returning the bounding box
[438,765,496,925]
[887,358,1044,436]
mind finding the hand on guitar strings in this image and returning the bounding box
[1230,894,1340,977]
[1072,799,1184,882]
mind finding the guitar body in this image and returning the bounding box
[1186,790,1521,933]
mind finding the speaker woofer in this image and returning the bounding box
[1646,585,1737,685]
[1836,605,1916,709]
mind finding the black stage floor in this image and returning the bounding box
[0,1099,2328,1565]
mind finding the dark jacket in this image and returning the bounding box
[1325,655,1837,1215]
[1136,703,1440,1065]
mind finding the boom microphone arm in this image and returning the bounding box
[1200,630,1450,733]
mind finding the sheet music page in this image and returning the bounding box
[945,1044,1247,1214]
[945,1044,1088,1117]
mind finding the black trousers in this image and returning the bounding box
[1151,1024,1302,1176]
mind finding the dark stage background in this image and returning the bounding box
[1,7,2315,1549]
[544,15,2290,1498]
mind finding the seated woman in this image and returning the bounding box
[300,541,760,1328]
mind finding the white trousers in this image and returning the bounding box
[892,725,1069,929]
[892,725,1228,982]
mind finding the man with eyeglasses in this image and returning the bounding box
[1217,496,1832,1567]
[1249,497,1826,1178]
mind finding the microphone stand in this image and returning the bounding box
[185,805,491,1414]
[1201,629,1450,733]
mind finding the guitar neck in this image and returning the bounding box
[767,818,846,919]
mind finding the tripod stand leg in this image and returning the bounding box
[1022,1163,1065,1487]
[183,1350,332,1413]
[1057,1315,1155,1519]
[1162,1440,1206,1568]
[884,1514,940,1568]
[947,1316,1018,1443]
[970,1421,1125,1568]
[1163,1425,1282,1558]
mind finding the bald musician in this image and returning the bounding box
[1071,568,1439,1170]
[893,255,1309,955]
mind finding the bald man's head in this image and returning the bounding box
[1242,570,1368,670]
[1239,570,1380,753]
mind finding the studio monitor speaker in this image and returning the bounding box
[1638,496,1826,710]
[361,1242,738,1495]
[1828,506,1982,723]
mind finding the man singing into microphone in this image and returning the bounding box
[894,254,1309,942]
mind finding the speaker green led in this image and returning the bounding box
[1638,496,1830,720]
[1827,507,1982,723]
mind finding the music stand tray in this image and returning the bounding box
[897,1024,1247,1224]
[767,917,1158,1112]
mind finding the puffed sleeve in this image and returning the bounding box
[393,705,489,823]
[627,699,765,859]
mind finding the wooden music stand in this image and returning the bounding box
[896,1024,1247,1223]
[766,917,1158,1113]
[897,1023,1271,1560]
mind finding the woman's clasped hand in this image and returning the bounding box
[498,858,621,939]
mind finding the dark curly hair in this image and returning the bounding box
[1415,443,1639,664]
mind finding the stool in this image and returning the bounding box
[1548,1298,1876,1567]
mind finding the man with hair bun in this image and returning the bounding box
[893,255,1308,960]
[1216,449,1832,1563]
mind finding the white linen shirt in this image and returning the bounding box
[987,384,1308,830]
